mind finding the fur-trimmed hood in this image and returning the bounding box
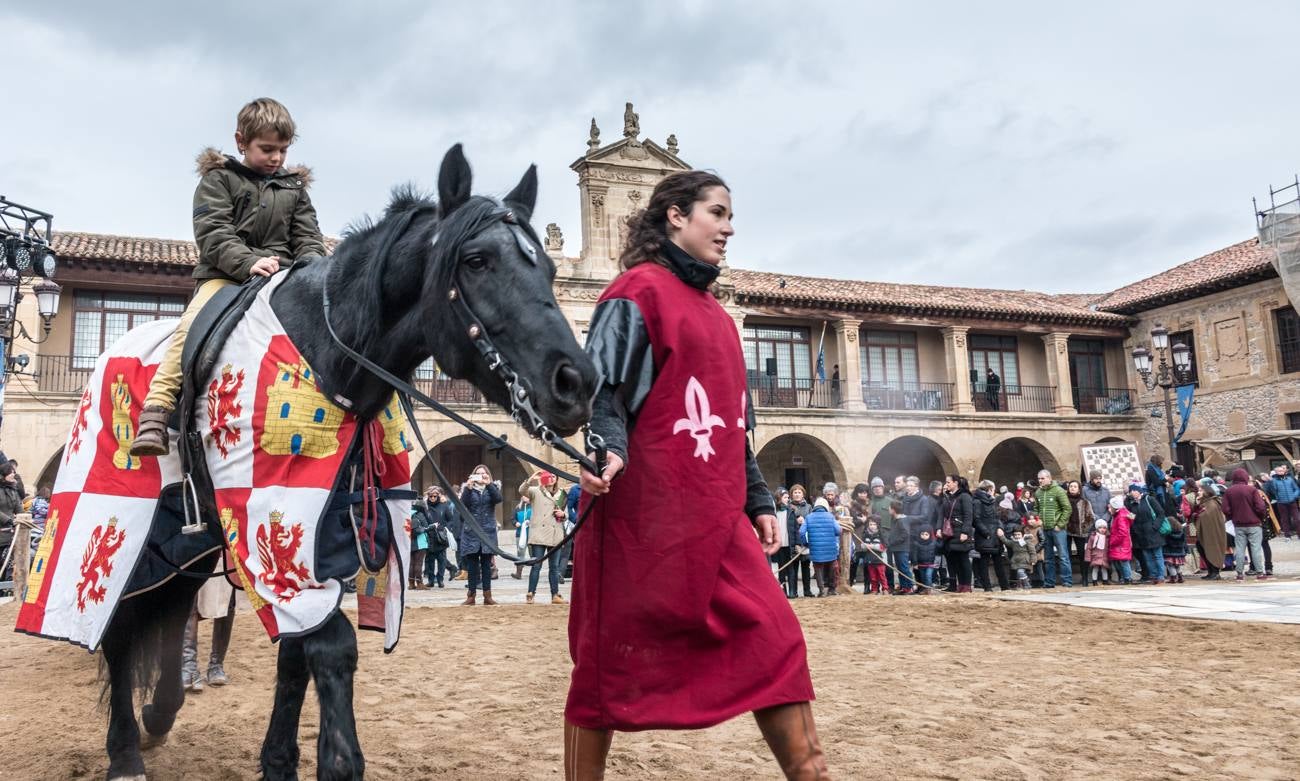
[195,146,313,188]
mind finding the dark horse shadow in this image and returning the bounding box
[96,145,596,781]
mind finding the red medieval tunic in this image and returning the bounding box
[565,261,814,731]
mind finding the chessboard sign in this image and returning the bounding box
[1079,441,1144,496]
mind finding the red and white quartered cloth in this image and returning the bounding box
[16,272,412,651]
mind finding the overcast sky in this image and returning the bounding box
[6,2,1298,293]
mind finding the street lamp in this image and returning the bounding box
[1132,323,1194,462]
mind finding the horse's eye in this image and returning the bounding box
[463,254,487,271]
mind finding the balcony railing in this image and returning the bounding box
[748,376,840,409]
[32,355,489,406]
[35,354,93,394]
[1072,386,1136,415]
[971,382,1056,413]
[861,381,954,411]
[413,376,486,405]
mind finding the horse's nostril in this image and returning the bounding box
[553,362,584,400]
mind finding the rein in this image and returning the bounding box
[319,202,606,567]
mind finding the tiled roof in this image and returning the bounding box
[51,231,341,267]
[729,269,1130,327]
[1093,238,1277,314]
[53,231,199,266]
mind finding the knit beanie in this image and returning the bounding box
[814,497,831,511]
[1109,495,1125,512]
[870,477,884,488]
[1089,469,1103,481]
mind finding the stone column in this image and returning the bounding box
[942,326,974,413]
[1041,332,1077,415]
[832,318,864,410]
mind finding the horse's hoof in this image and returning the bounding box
[141,703,178,737]
[108,776,147,781]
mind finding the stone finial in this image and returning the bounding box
[545,223,564,252]
[666,133,679,155]
[587,118,600,153]
[623,102,640,138]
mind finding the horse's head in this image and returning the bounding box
[421,145,596,437]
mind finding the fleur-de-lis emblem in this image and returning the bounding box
[673,376,726,461]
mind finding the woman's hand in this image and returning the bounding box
[580,452,624,495]
[755,514,781,555]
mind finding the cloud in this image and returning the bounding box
[4,1,1299,296]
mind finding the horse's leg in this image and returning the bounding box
[303,611,364,781]
[260,635,310,781]
[101,620,146,781]
[140,584,192,737]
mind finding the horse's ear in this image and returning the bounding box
[438,144,472,218]
[503,164,538,223]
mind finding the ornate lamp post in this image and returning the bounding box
[1131,324,1193,460]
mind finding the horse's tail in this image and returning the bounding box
[96,588,174,709]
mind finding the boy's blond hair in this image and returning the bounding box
[237,97,297,142]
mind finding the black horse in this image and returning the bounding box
[97,145,596,780]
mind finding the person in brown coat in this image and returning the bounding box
[1193,479,1228,580]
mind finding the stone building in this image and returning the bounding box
[1090,238,1300,473]
[17,103,1259,526]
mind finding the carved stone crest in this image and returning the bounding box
[666,134,679,155]
[544,223,564,252]
[623,102,640,138]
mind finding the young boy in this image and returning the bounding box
[911,527,939,593]
[859,516,887,594]
[998,524,1034,590]
[131,98,326,456]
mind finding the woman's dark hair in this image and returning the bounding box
[619,170,729,270]
[0,463,13,479]
[947,474,970,495]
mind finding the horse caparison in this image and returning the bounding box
[96,145,596,781]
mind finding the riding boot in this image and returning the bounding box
[563,720,612,781]
[130,405,172,457]
[753,701,830,780]
[207,612,233,686]
[462,591,476,606]
[482,590,498,606]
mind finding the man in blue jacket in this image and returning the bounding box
[1266,464,1300,538]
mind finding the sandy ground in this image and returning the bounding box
[2,588,1299,781]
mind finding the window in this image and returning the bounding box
[860,330,919,388]
[742,325,813,383]
[1275,306,1300,374]
[72,290,186,369]
[968,334,1020,391]
[1288,412,1300,430]
[1068,338,1107,391]
[1168,329,1199,386]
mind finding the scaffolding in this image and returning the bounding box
[1255,177,1300,308]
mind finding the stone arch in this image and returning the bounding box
[412,434,530,528]
[866,436,958,487]
[978,437,1063,490]
[755,433,846,495]
[34,447,63,493]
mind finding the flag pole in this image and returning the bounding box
[810,321,827,406]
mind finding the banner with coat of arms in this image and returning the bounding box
[16,273,413,652]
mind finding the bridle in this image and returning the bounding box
[320,199,606,567]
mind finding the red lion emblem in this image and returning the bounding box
[67,389,93,462]
[256,511,313,603]
[76,517,126,612]
[206,363,245,459]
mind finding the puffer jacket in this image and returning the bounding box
[1271,474,1300,504]
[1127,494,1165,550]
[911,535,939,567]
[799,507,841,563]
[192,148,326,283]
[972,490,1003,553]
[1085,531,1110,566]
[1035,482,1071,532]
[1108,507,1134,561]
[938,491,975,552]
[457,482,502,555]
[901,491,933,535]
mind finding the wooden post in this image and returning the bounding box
[11,513,32,599]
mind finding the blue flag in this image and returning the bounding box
[815,344,825,382]
[1174,384,1195,444]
